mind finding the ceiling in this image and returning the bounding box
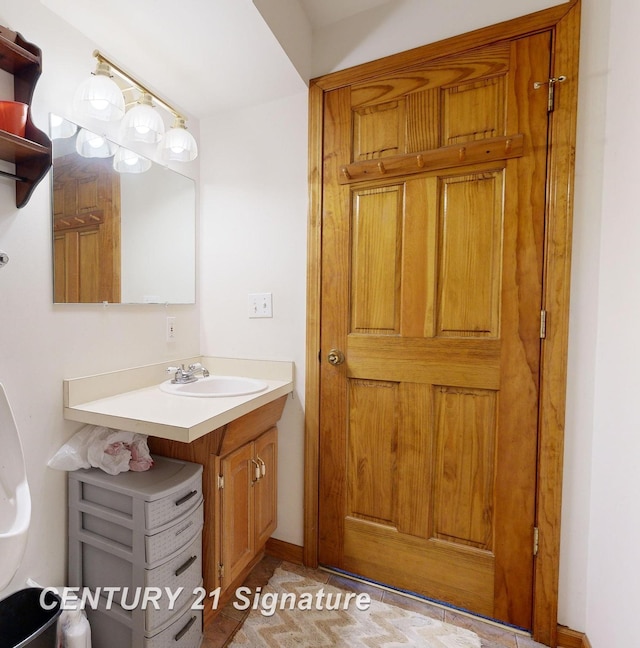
[299,0,397,28]
[40,0,398,119]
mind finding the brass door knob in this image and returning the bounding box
[327,349,345,366]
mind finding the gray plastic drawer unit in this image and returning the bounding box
[68,455,204,648]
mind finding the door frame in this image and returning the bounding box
[304,2,580,646]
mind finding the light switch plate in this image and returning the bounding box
[248,293,273,318]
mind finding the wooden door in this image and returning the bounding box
[318,32,551,629]
[254,427,278,549]
[53,154,121,303]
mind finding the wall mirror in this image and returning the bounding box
[49,115,196,304]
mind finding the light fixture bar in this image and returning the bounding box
[92,50,185,121]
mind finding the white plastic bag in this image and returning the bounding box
[86,427,135,475]
[48,425,153,475]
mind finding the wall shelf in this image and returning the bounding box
[0,25,52,208]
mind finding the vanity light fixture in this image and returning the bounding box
[159,117,198,162]
[73,60,126,122]
[73,51,198,163]
[113,147,152,174]
[121,93,165,145]
[75,128,118,158]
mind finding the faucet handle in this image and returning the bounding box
[187,362,210,378]
[166,365,182,374]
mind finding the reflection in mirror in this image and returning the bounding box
[49,115,196,304]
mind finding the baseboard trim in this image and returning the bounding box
[265,538,304,564]
[557,626,591,648]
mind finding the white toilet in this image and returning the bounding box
[0,382,32,591]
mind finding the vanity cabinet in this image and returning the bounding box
[68,456,204,648]
[218,427,277,589]
[147,395,287,619]
[0,25,52,208]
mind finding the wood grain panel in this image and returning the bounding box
[353,100,405,160]
[350,42,510,108]
[53,234,65,302]
[221,442,254,589]
[217,395,287,456]
[254,427,278,549]
[351,186,403,334]
[406,88,440,151]
[534,4,582,644]
[492,32,550,629]
[401,177,437,338]
[343,517,494,616]
[317,86,352,567]
[396,382,433,537]
[347,336,500,389]
[432,387,496,550]
[348,379,398,524]
[443,76,506,144]
[65,232,79,302]
[78,229,100,302]
[438,170,504,337]
[77,175,99,212]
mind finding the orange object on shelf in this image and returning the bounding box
[0,101,28,137]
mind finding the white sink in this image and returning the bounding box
[159,375,268,398]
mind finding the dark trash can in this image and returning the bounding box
[0,588,61,648]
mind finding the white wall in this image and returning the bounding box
[585,0,640,645]
[198,91,308,545]
[0,0,199,596]
[310,0,563,77]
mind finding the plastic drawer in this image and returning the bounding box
[145,470,202,531]
[86,596,203,648]
[145,533,203,631]
[80,531,202,633]
[70,457,203,534]
[146,606,202,648]
[146,501,203,566]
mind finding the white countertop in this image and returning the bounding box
[63,357,294,443]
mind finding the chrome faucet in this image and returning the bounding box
[166,363,210,384]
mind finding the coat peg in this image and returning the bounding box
[377,161,386,174]
[458,147,466,161]
[341,167,351,180]
[504,139,512,154]
[416,154,425,168]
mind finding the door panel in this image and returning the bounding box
[221,443,254,589]
[351,186,403,334]
[318,32,552,629]
[438,170,504,337]
[432,386,496,550]
[254,428,278,549]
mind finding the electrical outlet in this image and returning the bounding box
[166,316,176,341]
[248,293,273,318]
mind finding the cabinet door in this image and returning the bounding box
[220,442,254,589]
[254,427,278,549]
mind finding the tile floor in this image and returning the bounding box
[201,555,548,648]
